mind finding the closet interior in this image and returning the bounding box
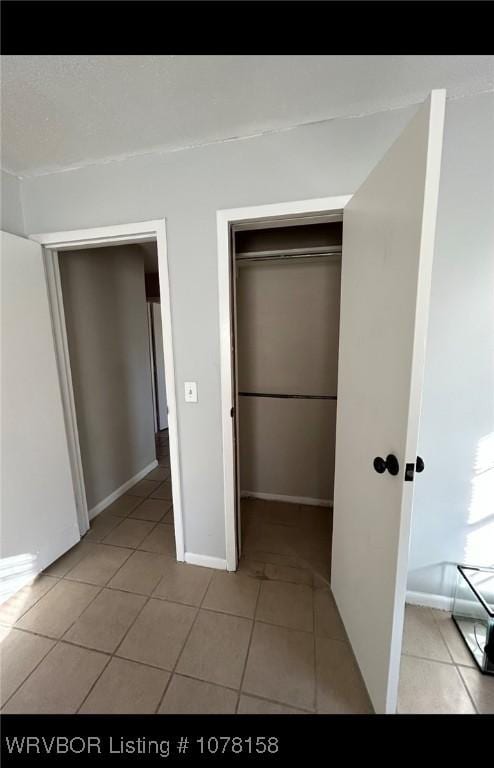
[234,216,343,582]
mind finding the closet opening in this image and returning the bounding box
[231,213,343,583]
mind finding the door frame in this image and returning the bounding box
[30,219,185,562]
[217,196,352,571]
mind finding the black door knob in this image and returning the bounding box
[373,454,400,476]
[373,457,386,473]
[416,456,425,473]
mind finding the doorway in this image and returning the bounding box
[32,220,185,562]
[233,214,343,587]
[218,197,350,573]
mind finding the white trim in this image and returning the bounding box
[88,460,158,520]
[155,222,185,562]
[184,552,227,570]
[241,491,332,507]
[30,218,185,562]
[406,590,453,612]
[30,220,165,249]
[219,196,351,228]
[217,196,352,571]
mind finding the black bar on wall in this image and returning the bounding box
[239,392,337,401]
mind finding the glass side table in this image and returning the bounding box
[452,565,494,675]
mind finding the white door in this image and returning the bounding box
[331,90,446,714]
[1,231,80,601]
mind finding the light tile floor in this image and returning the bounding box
[397,604,493,714]
[1,432,492,713]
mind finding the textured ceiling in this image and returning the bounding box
[1,55,493,176]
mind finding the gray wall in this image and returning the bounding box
[237,257,340,501]
[1,170,24,235]
[59,245,156,511]
[19,91,494,597]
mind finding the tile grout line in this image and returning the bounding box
[5,573,332,637]
[418,609,480,714]
[58,548,146,714]
[400,653,481,715]
[60,553,134,590]
[7,611,351,655]
[428,606,477,681]
[454,665,480,715]
[152,567,216,714]
[306,498,318,714]
[0,574,62,628]
[402,650,469,667]
[311,569,318,714]
[99,498,162,547]
[75,575,162,712]
[92,487,151,531]
[0,632,57,712]
[74,502,176,713]
[6,515,146,711]
[72,645,114,715]
[235,560,265,713]
[2,579,107,711]
[427,607,456,665]
[404,607,481,714]
[74,592,152,714]
[93,469,171,537]
[165,669,315,715]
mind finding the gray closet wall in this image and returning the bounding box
[236,223,342,503]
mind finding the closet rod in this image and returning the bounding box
[239,392,337,400]
[236,249,342,264]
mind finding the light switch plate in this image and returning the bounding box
[184,381,198,403]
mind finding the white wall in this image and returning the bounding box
[1,232,80,598]
[59,245,156,511]
[1,170,24,235]
[152,302,168,430]
[18,91,494,595]
[408,91,494,599]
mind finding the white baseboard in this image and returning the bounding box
[88,460,159,520]
[406,590,453,612]
[241,491,332,507]
[184,552,227,570]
